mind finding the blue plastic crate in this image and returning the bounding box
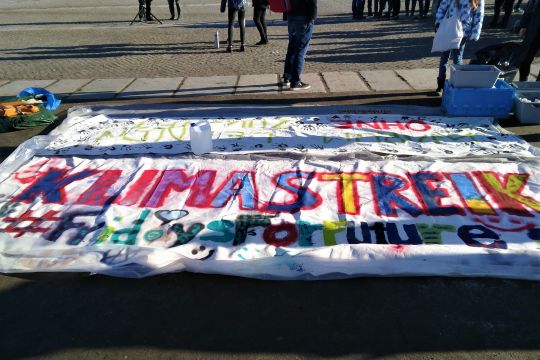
[442,80,515,117]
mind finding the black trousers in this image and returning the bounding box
[228,8,246,46]
[519,31,540,81]
[168,0,180,18]
[253,7,267,41]
[139,0,152,20]
[491,0,515,26]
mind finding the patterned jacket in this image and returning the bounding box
[435,0,484,41]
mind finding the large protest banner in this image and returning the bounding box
[0,113,539,279]
[43,114,537,158]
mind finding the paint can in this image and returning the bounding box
[189,122,213,155]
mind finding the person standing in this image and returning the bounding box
[434,0,485,94]
[221,0,247,52]
[281,0,317,90]
[168,0,181,20]
[513,0,540,81]
[253,0,269,44]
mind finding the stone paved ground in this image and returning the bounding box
[0,0,536,79]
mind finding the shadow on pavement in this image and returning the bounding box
[0,273,538,359]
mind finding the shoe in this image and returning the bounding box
[280,76,291,87]
[226,45,232,53]
[498,22,508,29]
[391,15,399,20]
[255,39,268,45]
[433,77,445,96]
[239,44,245,52]
[368,12,373,16]
[290,82,311,91]
[170,16,175,20]
[357,15,366,20]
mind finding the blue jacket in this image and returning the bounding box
[436,0,484,41]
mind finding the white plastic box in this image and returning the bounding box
[450,65,501,88]
[514,91,540,124]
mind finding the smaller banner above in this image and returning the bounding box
[41,114,538,158]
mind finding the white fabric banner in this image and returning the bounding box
[42,114,538,158]
[0,155,539,279]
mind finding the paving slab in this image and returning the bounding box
[176,75,237,97]
[360,70,411,91]
[0,80,9,88]
[0,79,56,97]
[285,73,326,93]
[235,74,279,95]
[117,77,184,99]
[396,69,438,91]
[46,79,92,98]
[67,78,135,101]
[322,71,369,92]
[530,64,539,80]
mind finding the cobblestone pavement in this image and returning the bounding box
[0,0,534,79]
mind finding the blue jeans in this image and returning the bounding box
[283,16,315,85]
[438,39,467,79]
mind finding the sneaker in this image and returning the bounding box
[239,44,245,52]
[290,82,311,91]
[280,78,291,87]
[226,45,232,53]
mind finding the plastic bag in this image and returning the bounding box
[431,3,464,53]
[17,87,61,111]
[469,41,521,82]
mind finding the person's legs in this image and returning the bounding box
[352,0,359,18]
[288,16,315,86]
[253,7,265,42]
[392,0,400,17]
[168,0,174,18]
[411,0,417,15]
[436,48,453,93]
[451,39,467,65]
[490,0,504,26]
[385,0,393,17]
[175,0,181,19]
[417,0,424,16]
[368,0,374,16]
[422,0,430,16]
[519,34,540,81]
[358,0,366,17]
[499,0,515,27]
[227,8,236,50]
[260,8,267,41]
[145,0,152,20]
[283,19,296,82]
[238,10,246,49]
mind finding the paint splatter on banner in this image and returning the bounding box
[0,113,539,279]
[41,114,538,158]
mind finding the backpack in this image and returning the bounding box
[268,0,292,13]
